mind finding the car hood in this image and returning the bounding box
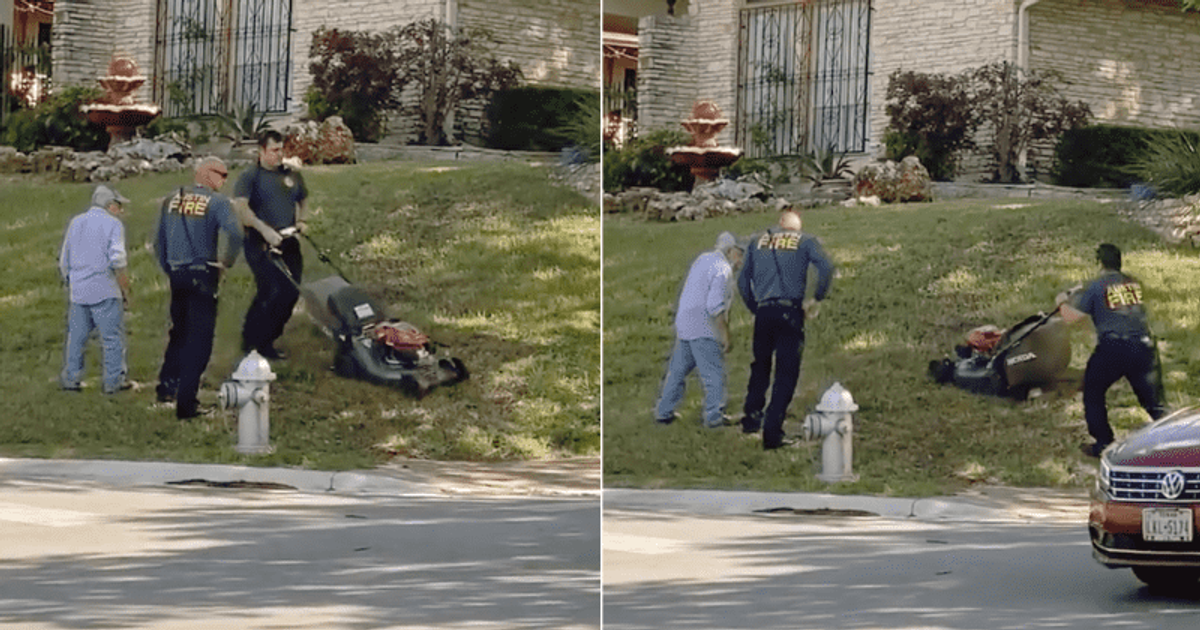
[1108,407,1200,467]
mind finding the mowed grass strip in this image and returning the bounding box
[0,160,599,469]
[603,199,1200,496]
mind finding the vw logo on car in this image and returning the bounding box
[1160,470,1187,500]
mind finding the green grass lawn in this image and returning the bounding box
[0,159,599,469]
[603,198,1200,497]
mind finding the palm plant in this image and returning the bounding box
[1135,129,1200,197]
[801,144,854,184]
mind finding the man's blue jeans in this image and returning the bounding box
[655,337,726,428]
[61,298,126,393]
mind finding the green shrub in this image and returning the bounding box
[884,69,977,181]
[1053,125,1156,188]
[801,144,853,182]
[3,85,108,153]
[552,92,602,163]
[722,157,775,181]
[1135,128,1200,196]
[886,63,1090,183]
[306,26,402,142]
[488,87,599,153]
[968,61,1091,183]
[144,116,191,140]
[602,128,693,193]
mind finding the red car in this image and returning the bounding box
[1089,407,1200,588]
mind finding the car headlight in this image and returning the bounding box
[1098,458,1112,495]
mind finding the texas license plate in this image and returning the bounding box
[1143,508,1194,542]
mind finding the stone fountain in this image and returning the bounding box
[82,55,162,149]
[667,100,743,187]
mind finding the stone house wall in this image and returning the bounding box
[1030,0,1200,130]
[48,0,596,146]
[454,0,601,144]
[634,0,1200,181]
[289,0,446,123]
[53,0,155,101]
[868,0,1017,158]
[635,0,740,145]
[635,13,698,137]
[459,0,600,91]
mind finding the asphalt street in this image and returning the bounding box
[10,458,1200,629]
[0,457,600,630]
[603,488,1200,630]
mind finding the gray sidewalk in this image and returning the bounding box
[0,455,601,498]
[0,456,1088,522]
[604,484,1092,523]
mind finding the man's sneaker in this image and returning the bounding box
[704,417,730,430]
[1080,442,1110,458]
[103,380,137,395]
[764,436,801,451]
[741,411,763,434]
[177,404,216,421]
[156,380,179,403]
[654,412,680,425]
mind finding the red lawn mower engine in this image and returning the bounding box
[302,276,468,398]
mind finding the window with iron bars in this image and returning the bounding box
[0,24,53,125]
[153,0,292,118]
[736,0,871,159]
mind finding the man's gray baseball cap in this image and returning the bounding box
[716,231,739,251]
[92,184,130,208]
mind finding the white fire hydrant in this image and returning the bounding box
[219,350,277,455]
[802,382,859,483]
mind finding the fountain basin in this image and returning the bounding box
[668,146,743,183]
[82,103,162,128]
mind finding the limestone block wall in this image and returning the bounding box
[636,13,697,135]
[291,0,445,118]
[637,0,1018,153]
[50,1,597,147]
[1029,0,1200,129]
[636,0,740,143]
[688,0,740,145]
[455,0,600,145]
[459,0,600,91]
[868,0,1017,157]
[53,0,156,103]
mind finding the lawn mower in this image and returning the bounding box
[271,227,469,398]
[928,305,1073,401]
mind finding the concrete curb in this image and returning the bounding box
[603,489,1010,523]
[0,457,435,497]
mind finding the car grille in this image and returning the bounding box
[1107,467,1200,502]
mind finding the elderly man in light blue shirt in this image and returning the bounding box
[654,231,744,428]
[59,184,133,394]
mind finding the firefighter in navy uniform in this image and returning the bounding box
[235,129,309,361]
[737,208,834,450]
[1058,243,1166,457]
[155,157,244,419]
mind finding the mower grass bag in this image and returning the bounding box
[929,310,1071,400]
[301,276,468,398]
